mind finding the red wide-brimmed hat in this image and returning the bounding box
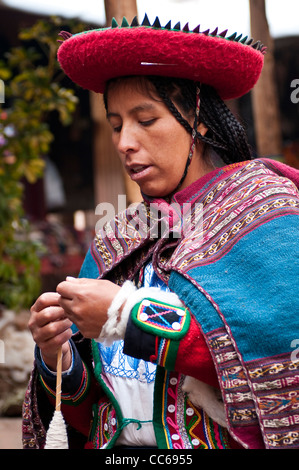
[57,14,265,101]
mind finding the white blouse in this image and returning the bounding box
[97,263,169,447]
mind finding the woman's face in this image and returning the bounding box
[106,77,208,197]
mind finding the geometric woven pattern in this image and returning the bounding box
[132,298,190,339]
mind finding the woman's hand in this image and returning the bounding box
[28,292,73,371]
[56,277,121,339]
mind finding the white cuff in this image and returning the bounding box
[95,282,184,347]
[122,286,183,318]
[95,281,137,346]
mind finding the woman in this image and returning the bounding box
[23,15,299,450]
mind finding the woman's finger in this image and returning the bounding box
[39,328,73,361]
[33,305,68,328]
[43,317,73,342]
[32,316,73,345]
[58,296,75,318]
[56,280,77,300]
[31,292,61,312]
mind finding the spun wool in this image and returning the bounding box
[44,410,69,449]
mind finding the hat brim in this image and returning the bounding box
[58,26,264,100]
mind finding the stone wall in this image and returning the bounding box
[0,309,34,416]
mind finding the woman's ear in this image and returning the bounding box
[198,121,208,136]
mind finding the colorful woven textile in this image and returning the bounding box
[79,158,299,449]
[22,158,299,449]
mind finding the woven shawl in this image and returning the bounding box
[79,158,299,449]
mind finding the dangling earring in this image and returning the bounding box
[179,84,201,185]
[167,83,201,197]
[187,84,201,165]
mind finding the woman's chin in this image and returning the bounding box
[140,186,174,199]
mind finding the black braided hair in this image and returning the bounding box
[146,76,252,165]
[103,75,252,165]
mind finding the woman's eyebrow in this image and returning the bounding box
[107,103,156,120]
[130,103,156,114]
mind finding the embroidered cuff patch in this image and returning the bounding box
[131,298,190,339]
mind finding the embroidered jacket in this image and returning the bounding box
[23,159,299,449]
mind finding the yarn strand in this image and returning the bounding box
[56,346,62,412]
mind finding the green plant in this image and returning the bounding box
[0,16,84,310]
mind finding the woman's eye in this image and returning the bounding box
[140,119,156,127]
[113,125,122,133]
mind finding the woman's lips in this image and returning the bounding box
[131,165,148,173]
[127,164,152,182]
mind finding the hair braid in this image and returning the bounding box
[148,77,193,135]
[147,77,252,165]
[197,85,252,163]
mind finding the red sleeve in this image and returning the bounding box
[174,316,219,388]
[124,299,219,389]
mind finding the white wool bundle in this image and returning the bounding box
[45,410,69,449]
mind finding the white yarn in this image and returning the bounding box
[122,285,184,315]
[96,281,184,346]
[44,410,69,449]
[96,281,137,346]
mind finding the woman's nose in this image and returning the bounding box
[117,124,139,154]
